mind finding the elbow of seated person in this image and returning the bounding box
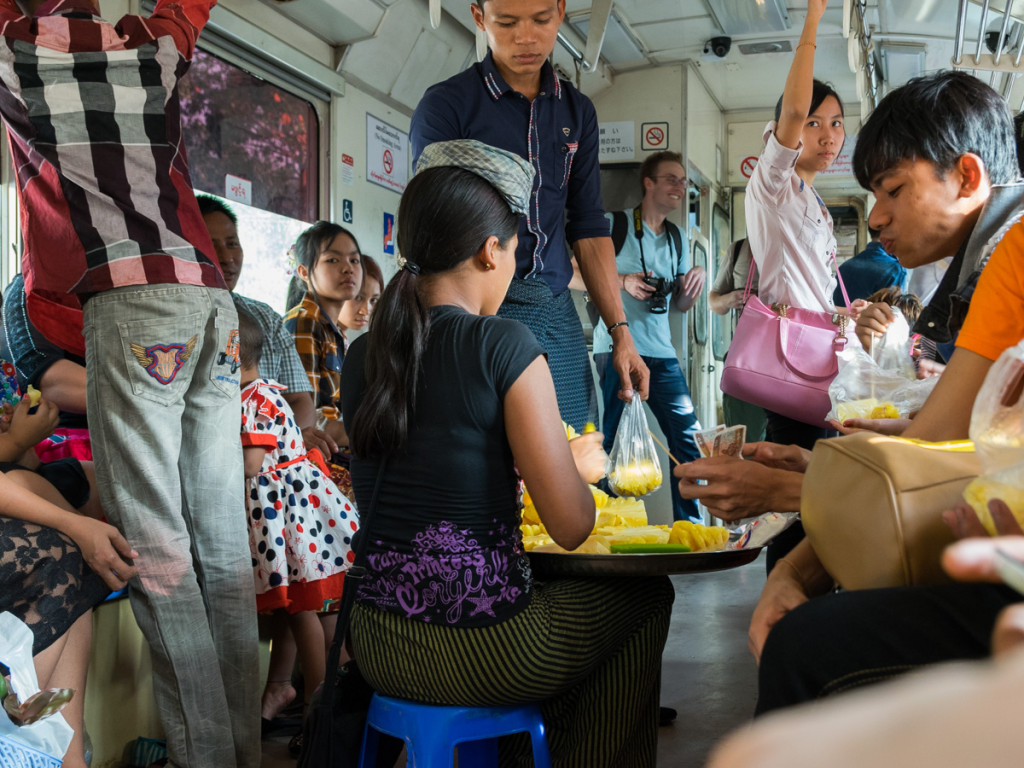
[546,499,597,551]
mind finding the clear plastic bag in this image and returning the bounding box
[826,308,938,422]
[969,337,1024,473]
[962,338,1024,533]
[0,613,74,767]
[607,396,663,497]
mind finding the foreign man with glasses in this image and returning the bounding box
[593,151,707,522]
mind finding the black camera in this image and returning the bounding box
[643,275,672,314]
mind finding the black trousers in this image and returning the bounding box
[755,582,1020,715]
[763,410,837,573]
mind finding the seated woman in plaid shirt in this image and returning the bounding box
[283,222,364,464]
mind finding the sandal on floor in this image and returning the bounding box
[288,730,304,758]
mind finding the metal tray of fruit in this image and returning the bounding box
[527,546,762,578]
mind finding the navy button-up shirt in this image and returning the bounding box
[411,53,610,295]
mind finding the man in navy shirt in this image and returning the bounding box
[411,0,648,429]
[833,227,908,306]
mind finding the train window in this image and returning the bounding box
[691,240,708,346]
[180,50,322,314]
[711,203,732,361]
[180,49,319,223]
[199,194,310,315]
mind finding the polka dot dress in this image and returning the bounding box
[241,379,357,613]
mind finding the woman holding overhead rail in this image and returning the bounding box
[743,0,845,568]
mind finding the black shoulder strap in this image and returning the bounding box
[611,210,629,254]
[733,238,745,263]
[663,220,683,267]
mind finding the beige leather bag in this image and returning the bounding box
[801,433,981,590]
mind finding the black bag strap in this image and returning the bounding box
[664,220,683,271]
[610,209,629,255]
[321,460,385,696]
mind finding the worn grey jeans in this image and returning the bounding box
[83,284,259,768]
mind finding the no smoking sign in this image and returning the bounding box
[641,122,669,151]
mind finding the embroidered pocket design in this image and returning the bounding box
[217,328,241,373]
[130,335,198,384]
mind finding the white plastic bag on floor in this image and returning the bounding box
[0,612,74,766]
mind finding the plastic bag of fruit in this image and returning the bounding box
[961,338,1024,532]
[826,307,937,422]
[969,337,1024,474]
[607,396,662,497]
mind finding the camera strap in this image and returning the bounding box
[631,205,682,277]
[632,205,650,276]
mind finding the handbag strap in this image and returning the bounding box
[743,248,851,310]
[321,459,386,689]
[742,249,756,302]
[832,250,851,309]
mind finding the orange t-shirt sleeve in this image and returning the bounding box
[956,220,1024,361]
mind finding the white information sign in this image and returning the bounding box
[366,115,409,194]
[341,153,355,186]
[818,134,857,179]
[224,174,252,206]
[599,121,635,162]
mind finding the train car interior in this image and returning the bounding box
[1,1,1022,767]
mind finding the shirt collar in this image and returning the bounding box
[480,50,561,102]
[300,292,346,337]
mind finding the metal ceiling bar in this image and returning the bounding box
[954,0,970,64]
[976,0,992,64]
[995,0,1015,63]
[581,0,613,73]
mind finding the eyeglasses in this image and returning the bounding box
[652,175,687,187]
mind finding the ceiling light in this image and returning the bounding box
[568,11,647,67]
[738,40,793,55]
[877,42,927,85]
[704,0,791,36]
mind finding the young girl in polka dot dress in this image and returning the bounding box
[236,307,357,710]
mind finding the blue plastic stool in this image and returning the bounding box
[358,693,552,768]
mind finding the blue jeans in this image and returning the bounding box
[83,285,259,768]
[596,354,702,522]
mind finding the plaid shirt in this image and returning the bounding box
[0,0,223,357]
[232,293,312,395]
[283,293,345,422]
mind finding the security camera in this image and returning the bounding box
[704,36,732,59]
[985,30,1008,54]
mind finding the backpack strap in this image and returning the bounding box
[664,220,683,271]
[611,209,629,255]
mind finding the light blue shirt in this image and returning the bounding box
[593,210,687,358]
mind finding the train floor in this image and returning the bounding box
[261,552,767,768]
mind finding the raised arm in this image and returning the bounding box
[775,0,828,150]
[120,0,217,59]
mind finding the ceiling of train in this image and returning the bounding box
[266,0,1023,115]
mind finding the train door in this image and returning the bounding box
[682,171,718,436]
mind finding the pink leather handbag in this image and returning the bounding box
[720,256,850,426]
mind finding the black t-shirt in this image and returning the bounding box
[341,305,544,627]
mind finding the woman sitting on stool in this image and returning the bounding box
[340,140,675,767]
